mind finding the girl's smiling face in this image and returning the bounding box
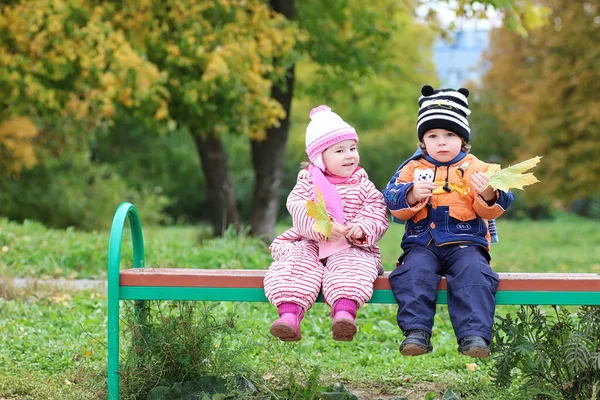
[422,129,463,162]
[322,139,359,177]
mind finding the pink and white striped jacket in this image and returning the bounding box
[271,167,389,261]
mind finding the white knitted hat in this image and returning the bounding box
[305,105,358,169]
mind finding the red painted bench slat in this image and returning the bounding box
[120,269,600,292]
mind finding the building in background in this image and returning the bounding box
[433,29,490,88]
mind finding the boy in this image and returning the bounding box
[382,85,514,358]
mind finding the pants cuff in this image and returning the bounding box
[400,323,433,335]
[456,329,492,343]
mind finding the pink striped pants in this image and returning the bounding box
[264,239,381,311]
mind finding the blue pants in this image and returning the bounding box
[389,244,499,342]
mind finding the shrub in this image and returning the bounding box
[491,305,600,399]
[570,198,600,220]
[0,155,169,230]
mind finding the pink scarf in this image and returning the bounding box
[308,164,358,259]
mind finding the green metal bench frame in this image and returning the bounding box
[107,202,600,399]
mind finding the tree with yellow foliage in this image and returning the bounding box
[0,0,168,174]
[479,0,600,205]
[1,0,535,235]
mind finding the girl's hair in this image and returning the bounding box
[418,139,471,155]
[300,160,311,169]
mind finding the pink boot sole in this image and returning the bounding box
[332,312,357,341]
[270,319,301,341]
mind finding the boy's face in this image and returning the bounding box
[322,139,359,177]
[422,129,463,163]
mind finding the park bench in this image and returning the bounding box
[107,202,600,400]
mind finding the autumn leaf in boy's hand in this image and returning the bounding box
[306,186,332,240]
[487,156,542,192]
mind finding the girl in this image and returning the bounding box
[264,105,389,342]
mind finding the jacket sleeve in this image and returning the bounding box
[286,174,323,242]
[347,180,390,247]
[473,189,515,219]
[472,160,515,219]
[381,163,428,221]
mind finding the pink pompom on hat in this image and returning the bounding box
[305,105,358,170]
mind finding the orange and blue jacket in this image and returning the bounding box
[382,152,514,250]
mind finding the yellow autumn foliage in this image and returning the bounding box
[108,0,297,138]
[0,117,39,176]
[0,0,168,124]
[480,0,599,201]
[1,0,296,162]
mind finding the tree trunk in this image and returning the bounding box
[249,0,297,241]
[194,132,240,236]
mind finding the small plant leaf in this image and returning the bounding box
[442,388,462,399]
[305,186,332,240]
[487,156,542,192]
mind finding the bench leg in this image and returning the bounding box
[133,300,149,367]
[108,294,120,399]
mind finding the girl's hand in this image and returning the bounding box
[407,181,437,205]
[471,172,496,202]
[328,222,346,242]
[345,223,365,241]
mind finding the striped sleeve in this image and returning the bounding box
[348,180,389,247]
[286,174,323,242]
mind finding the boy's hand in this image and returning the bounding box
[345,223,365,241]
[407,181,437,205]
[471,172,496,202]
[328,221,346,242]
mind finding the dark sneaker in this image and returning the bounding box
[458,336,490,358]
[400,330,433,356]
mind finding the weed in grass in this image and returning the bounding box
[119,301,262,399]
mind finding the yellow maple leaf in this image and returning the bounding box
[305,186,332,240]
[487,156,542,192]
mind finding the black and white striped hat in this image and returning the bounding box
[416,85,471,142]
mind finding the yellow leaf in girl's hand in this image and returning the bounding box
[305,187,332,240]
[487,156,542,192]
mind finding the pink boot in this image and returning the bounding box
[270,303,304,341]
[332,299,358,341]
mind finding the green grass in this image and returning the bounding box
[0,214,599,399]
[0,287,107,399]
[2,214,597,280]
[0,219,272,279]
[378,214,600,273]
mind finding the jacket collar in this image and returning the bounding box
[424,151,468,167]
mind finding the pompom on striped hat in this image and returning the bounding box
[416,85,472,143]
